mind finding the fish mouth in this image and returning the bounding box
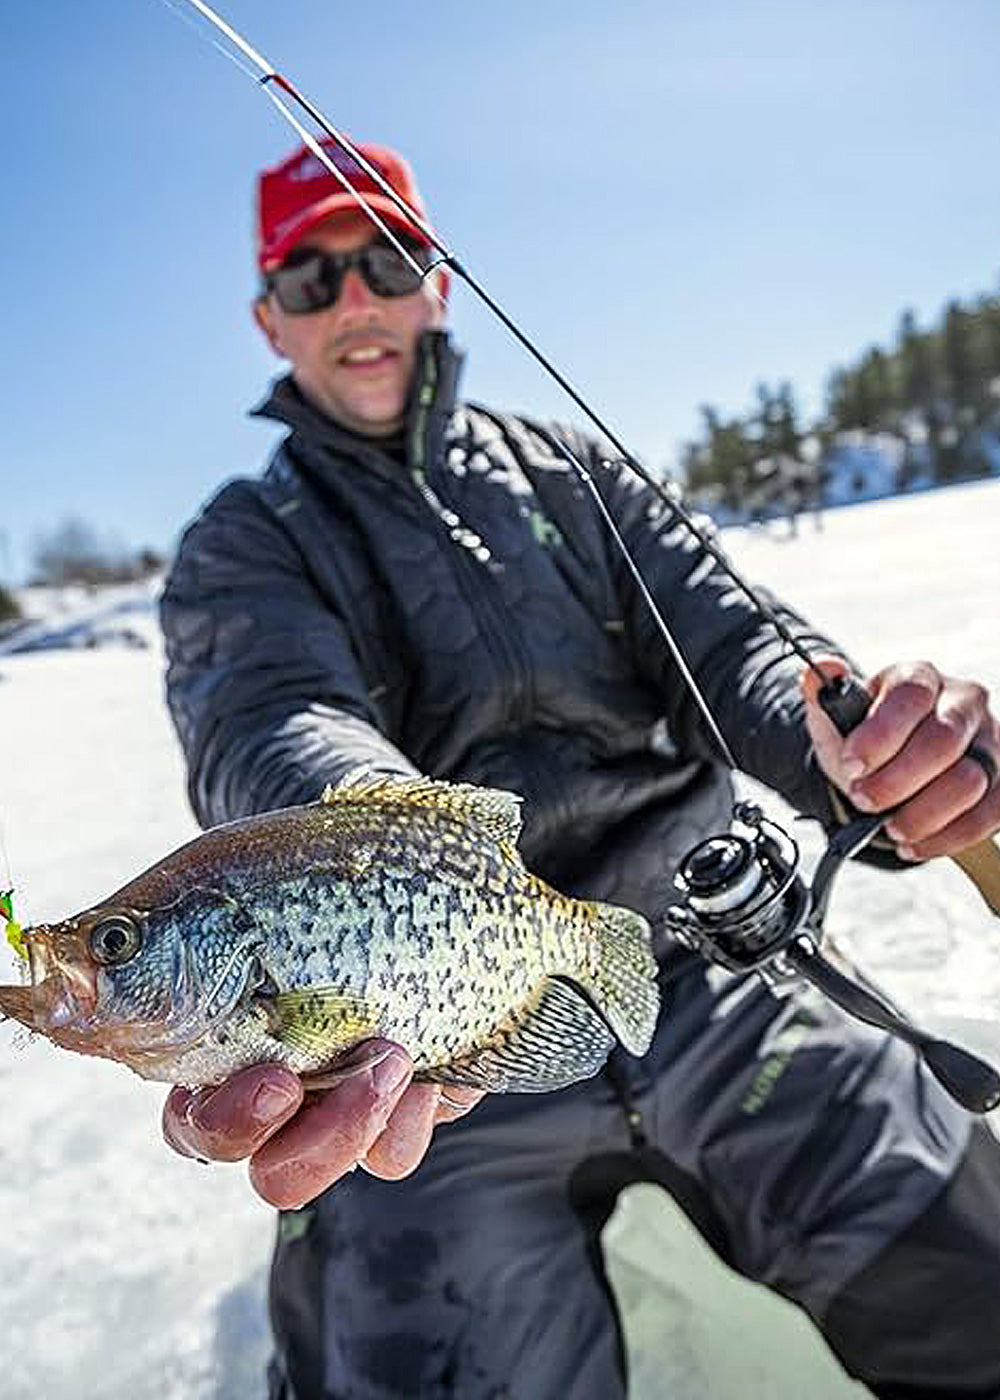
[0,975,110,1057]
[1,927,265,1072]
[1,927,99,1034]
[0,926,170,1061]
[0,965,208,1066]
[0,982,37,1029]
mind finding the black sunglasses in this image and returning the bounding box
[264,237,433,314]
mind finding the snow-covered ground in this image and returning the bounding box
[0,577,163,657]
[1,480,998,1400]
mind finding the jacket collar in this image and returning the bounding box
[250,329,464,480]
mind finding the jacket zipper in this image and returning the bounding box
[411,464,533,725]
[409,386,532,723]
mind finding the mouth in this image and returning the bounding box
[0,976,107,1057]
[0,964,198,1067]
[0,928,100,1046]
[0,982,37,1030]
[336,342,399,374]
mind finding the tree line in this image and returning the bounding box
[27,518,164,588]
[0,518,166,631]
[681,279,1000,518]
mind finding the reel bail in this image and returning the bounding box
[668,803,811,975]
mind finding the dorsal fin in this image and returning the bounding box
[319,771,523,845]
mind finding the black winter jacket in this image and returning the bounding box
[161,332,848,926]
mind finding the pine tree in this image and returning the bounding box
[896,309,940,486]
[942,301,977,414]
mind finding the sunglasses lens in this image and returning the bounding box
[270,253,340,314]
[268,239,432,313]
[362,243,428,296]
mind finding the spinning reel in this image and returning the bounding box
[665,799,1000,1115]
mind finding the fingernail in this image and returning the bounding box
[896,843,920,862]
[850,786,877,812]
[841,759,866,784]
[371,1049,411,1097]
[336,1042,395,1073]
[185,1085,220,1128]
[251,1081,300,1124]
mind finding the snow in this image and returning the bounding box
[708,433,1000,524]
[0,578,162,657]
[820,437,1000,509]
[1,480,999,1399]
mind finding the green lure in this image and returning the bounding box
[1,890,27,962]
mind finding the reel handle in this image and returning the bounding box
[787,940,1000,1114]
[809,675,1000,1113]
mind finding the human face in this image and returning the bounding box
[254,210,444,437]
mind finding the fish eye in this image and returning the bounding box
[89,915,143,966]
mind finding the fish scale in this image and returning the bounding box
[0,774,661,1093]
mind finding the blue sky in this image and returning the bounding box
[2,0,998,582]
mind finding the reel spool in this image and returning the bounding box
[667,803,810,974]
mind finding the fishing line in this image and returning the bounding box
[157,0,443,302]
[157,0,263,82]
[0,808,25,963]
[159,0,831,769]
[0,812,14,891]
[258,72,829,696]
[257,82,447,309]
[178,0,272,72]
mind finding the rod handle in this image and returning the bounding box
[818,673,872,737]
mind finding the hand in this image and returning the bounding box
[162,1039,483,1210]
[802,656,1000,860]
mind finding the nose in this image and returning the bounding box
[336,266,377,317]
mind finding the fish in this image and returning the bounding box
[0,773,660,1093]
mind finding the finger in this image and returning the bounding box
[840,661,943,778]
[890,765,1000,861]
[434,1086,484,1124]
[248,1046,413,1209]
[163,1064,303,1164]
[361,1082,441,1180]
[884,746,995,846]
[850,686,986,812]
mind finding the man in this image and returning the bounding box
[160,136,1000,1399]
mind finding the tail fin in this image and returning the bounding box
[572,903,660,1056]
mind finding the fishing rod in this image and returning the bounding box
[163,0,1000,1113]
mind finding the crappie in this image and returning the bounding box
[0,774,659,1092]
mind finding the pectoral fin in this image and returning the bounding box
[270,987,380,1057]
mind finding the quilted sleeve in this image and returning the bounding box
[160,480,418,828]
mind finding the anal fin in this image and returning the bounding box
[420,977,615,1093]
